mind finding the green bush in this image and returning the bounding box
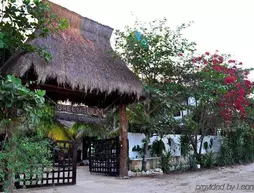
[188,154,197,170]
[173,162,187,171]
[180,135,192,157]
[217,122,254,166]
[159,151,172,173]
[151,139,165,157]
[201,152,216,168]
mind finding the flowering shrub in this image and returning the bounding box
[192,51,254,123]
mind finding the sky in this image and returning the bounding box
[51,0,254,79]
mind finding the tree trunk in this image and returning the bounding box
[5,125,14,193]
[6,108,17,193]
[190,134,199,163]
[119,104,128,177]
[141,96,151,172]
[198,135,204,156]
[7,171,14,193]
[196,135,205,164]
[141,137,149,171]
[193,135,198,156]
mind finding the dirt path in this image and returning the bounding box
[19,163,254,193]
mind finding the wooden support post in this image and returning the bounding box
[119,104,128,177]
[72,141,77,185]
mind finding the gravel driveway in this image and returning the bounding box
[18,163,254,193]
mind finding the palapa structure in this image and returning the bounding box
[1,1,145,107]
[0,1,145,177]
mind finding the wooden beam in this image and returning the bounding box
[55,111,107,125]
[119,104,128,177]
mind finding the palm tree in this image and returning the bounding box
[47,107,119,141]
[47,122,73,141]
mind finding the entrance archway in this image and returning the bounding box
[0,1,145,187]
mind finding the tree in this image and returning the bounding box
[115,18,196,171]
[0,0,68,61]
[0,75,53,192]
[0,1,68,192]
[181,51,254,164]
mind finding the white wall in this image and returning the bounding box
[196,135,222,154]
[128,132,222,159]
[173,97,198,121]
[128,133,159,159]
[188,97,196,106]
[162,134,181,156]
[128,132,145,159]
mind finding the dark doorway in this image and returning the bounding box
[82,136,97,160]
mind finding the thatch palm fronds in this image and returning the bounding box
[69,123,109,140]
[0,1,146,107]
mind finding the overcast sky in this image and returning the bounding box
[51,0,254,79]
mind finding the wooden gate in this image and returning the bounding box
[15,140,77,189]
[89,138,120,176]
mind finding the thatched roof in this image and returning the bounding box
[0,1,145,107]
